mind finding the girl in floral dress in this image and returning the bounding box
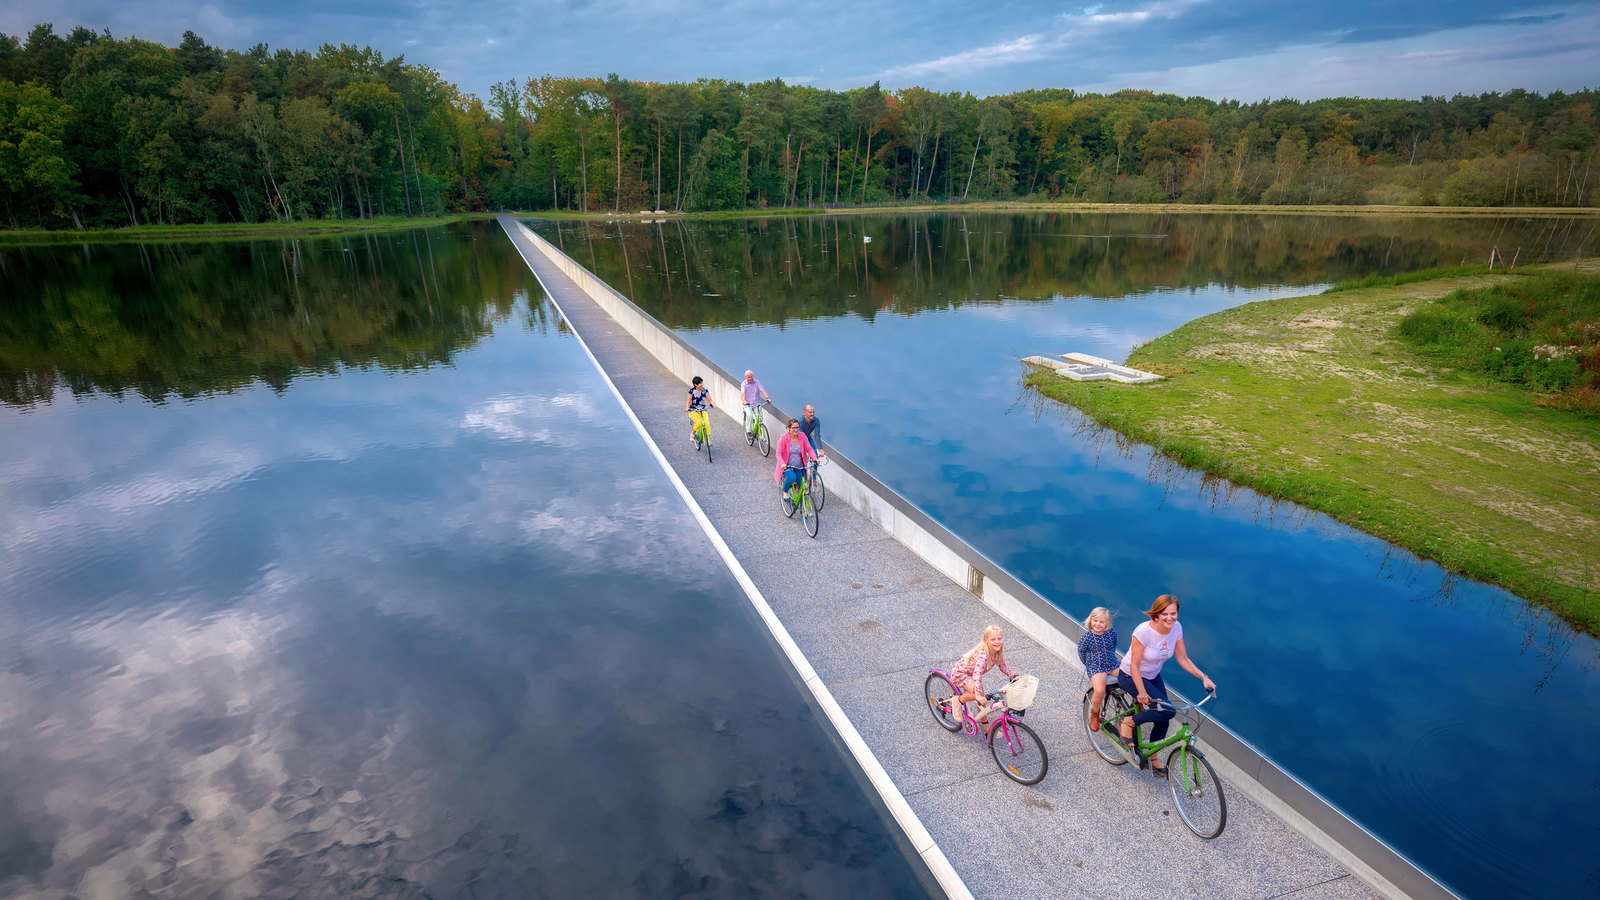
[948,625,1016,724]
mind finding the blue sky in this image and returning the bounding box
[3,0,1595,102]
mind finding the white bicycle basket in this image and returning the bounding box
[1001,674,1039,710]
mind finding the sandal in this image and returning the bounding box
[1118,724,1145,768]
[1150,760,1168,778]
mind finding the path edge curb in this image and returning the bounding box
[498,216,973,900]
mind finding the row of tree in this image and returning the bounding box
[2,23,1597,229]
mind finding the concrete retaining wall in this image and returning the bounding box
[508,218,1458,900]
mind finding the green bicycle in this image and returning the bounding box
[780,465,820,537]
[1084,683,1226,838]
[807,458,826,510]
[745,405,772,456]
[690,412,712,463]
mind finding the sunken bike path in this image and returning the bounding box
[500,218,1374,900]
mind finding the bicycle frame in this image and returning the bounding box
[929,668,1030,753]
[1103,692,1211,781]
[785,466,811,507]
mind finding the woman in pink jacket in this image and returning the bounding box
[773,418,818,496]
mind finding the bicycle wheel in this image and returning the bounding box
[923,673,961,732]
[1168,745,1227,839]
[802,491,819,537]
[746,416,757,446]
[704,435,712,463]
[810,469,826,510]
[1085,686,1132,766]
[757,422,771,456]
[781,488,796,518]
[990,719,1048,785]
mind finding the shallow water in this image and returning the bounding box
[0,223,935,898]
[539,211,1600,900]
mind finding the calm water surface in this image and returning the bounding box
[0,223,934,898]
[539,212,1600,900]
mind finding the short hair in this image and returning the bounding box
[786,418,799,427]
[804,405,815,413]
[691,376,703,385]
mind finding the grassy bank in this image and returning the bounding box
[0,213,497,246]
[514,201,1600,223]
[5,202,1594,245]
[1025,262,1600,635]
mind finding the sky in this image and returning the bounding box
[2,0,1596,102]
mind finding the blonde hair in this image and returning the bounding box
[962,625,1005,666]
[1085,607,1113,630]
[1144,594,1180,620]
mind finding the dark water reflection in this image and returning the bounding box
[0,223,933,898]
[540,212,1600,900]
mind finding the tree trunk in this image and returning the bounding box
[861,129,874,203]
[675,125,684,211]
[963,132,983,200]
[789,145,803,206]
[613,108,622,212]
[121,179,140,226]
[926,132,941,200]
[396,117,414,216]
[846,126,860,202]
[406,111,426,216]
[655,123,663,210]
[834,133,841,203]
[579,137,589,212]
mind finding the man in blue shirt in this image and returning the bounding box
[799,404,825,459]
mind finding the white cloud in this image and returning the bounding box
[1084,8,1600,100]
[875,0,1208,84]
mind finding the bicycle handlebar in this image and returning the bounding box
[1145,690,1216,715]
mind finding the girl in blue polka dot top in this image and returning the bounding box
[1077,607,1120,732]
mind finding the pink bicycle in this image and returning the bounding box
[923,670,1048,784]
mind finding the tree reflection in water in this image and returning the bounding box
[0,222,540,408]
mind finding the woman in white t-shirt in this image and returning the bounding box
[1117,594,1215,777]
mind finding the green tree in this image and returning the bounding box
[0,80,78,225]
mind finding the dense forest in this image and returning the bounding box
[1,23,1596,229]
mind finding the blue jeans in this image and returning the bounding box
[780,466,804,493]
[1115,671,1174,744]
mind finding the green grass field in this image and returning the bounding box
[1026,262,1600,635]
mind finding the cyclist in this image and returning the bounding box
[740,370,770,439]
[799,404,825,459]
[1117,594,1215,777]
[949,626,1016,724]
[684,375,714,444]
[773,418,817,496]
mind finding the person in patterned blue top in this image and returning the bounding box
[1077,607,1119,732]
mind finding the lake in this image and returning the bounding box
[535,210,1600,900]
[0,222,936,899]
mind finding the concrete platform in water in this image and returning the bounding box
[1023,352,1164,384]
[496,214,1403,900]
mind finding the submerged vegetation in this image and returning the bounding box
[1,22,1598,231]
[1025,265,1600,635]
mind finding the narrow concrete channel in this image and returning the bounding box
[499,216,1377,900]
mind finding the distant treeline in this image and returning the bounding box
[2,23,1597,229]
